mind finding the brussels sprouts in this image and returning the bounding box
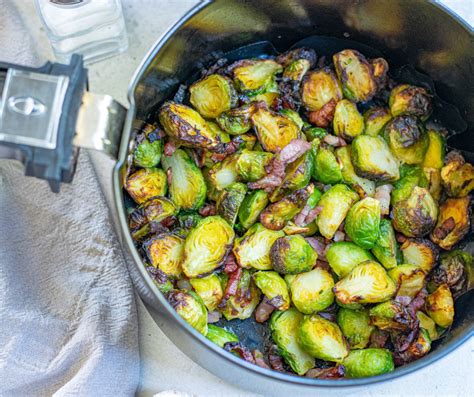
[182,216,235,278]
[237,190,269,230]
[216,182,247,226]
[288,268,334,314]
[336,146,376,198]
[233,223,285,270]
[282,221,317,236]
[316,184,359,239]
[425,284,454,328]
[342,348,394,378]
[389,84,432,120]
[416,311,439,341]
[298,314,349,362]
[301,68,343,111]
[384,116,428,165]
[371,57,389,88]
[423,167,442,201]
[251,79,280,106]
[147,266,174,294]
[363,107,392,137]
[280,109,304,131]
[251,107,299,153]
[144,234,184,278]
[125,168,167,204]
[216,102,261,135]
[270,308,315,375]
[253,271,291,310]
[236,149,273,182]
[372,219,401,270]
[220,269,261,320]
[205,154,240,196]
[345,197,381,249]
[441,152,474,197]
[337,308,375,349]
[392,187,438,238]
[270,235,317,274]
[232,59,282,93]
[351,135,400,182]
[159,102,223,151]
[423,130,445,169]
[395,328,431,365]
[305,127,328,141]
[369,300,414,331]
[283,59,312,82]
[190,273,224,311]
[333,99,364,141]
[206,324,239,348]
[326,242,374,278]
[162,149,207,210]
[134,136,163,169]
[333,49,377,102]
[401,238,438,273]
[334,261,396,305]
[389,264,426,298]
[283,151,314,191]
[277,47,317,68]
[313,145,343,185]
[391,164,429,205]
[167,290,208,335]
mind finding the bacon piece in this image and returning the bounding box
[255,297,276,323]
[308,99,337,128]
[218,266,242,309]
[323,134,347,147]
[431,217,456,240]
[334,231,346,242]
[224,342,255,364]
[252,350,271,369]
[375,184,393,216]
[306,237,328,261]
[164,141,178,156]
[305,365,345,379]
[294,204,322,227]
[198,203,217,217]
[268,345,286,372]
[406,288,427,318]
[369,329,390,348]
[223,252,239,274]
[207,310,222,323]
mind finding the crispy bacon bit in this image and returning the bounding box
[323,134,347,147]
[406,288,427,318]
[315,260,330,271]
[369,329,390,348]
[268,345,286,372]
[431,217,456,240]
[294,203,322,227]
[199,203,217,217]
[224,342,255,364]
[223,252,239,274]
[207,310,222,323]
[255,297,276,323]
[252,350,271,369]
[396,233,407,244]
[306,237,328,261]
[375,184,393,216]
[218,266,242,309]
[392,325,419,354]
[308,99,337,128]
[334,231,346,242]
[164,141,178,156]
[305,365,345,379]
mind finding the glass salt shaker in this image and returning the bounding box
[35,0,129,65]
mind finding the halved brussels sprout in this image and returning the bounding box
[236,149,273,182]
[283,151,314,191]
[423,167,442,201]
[425,284,454,328]
[333,49,377,102]
[232,59,282,93]
[343,348,394,378]
[333,99,364,141]
[416,311,439,341]
[289,268,335,314]
[392,186,438,238]
[384,116,428,165]
[270,235,317,274]
[125,167,167,204]
[326,242,374,278]
[270,308,315,375]
[167,290,208,335]
[283,59,312,81]
[205,154,240,196]
[401,238,438,273]
[337,308,375,349]
[206,324,239,348]
[344,197,381,249]
[391,164,429,205]
[298,314,349,362]
[280,109,304,131]
[369,300,414,331]
[253,271,291,310]
[282,221,317,237]
[363,107,392,137]
[334,261,396,305]
[301,68,343,111]
[189,74,237,119]
[441,152,474,197]
[316,184,359,239]
[277,47,317,68]
[351,135,400,182]
[182,216,235,278]
[238,190,269,229]
[216,102,261,135]
[336,146,376,198]
[251,78,280,106]
[251,107,299,153]
[162,149,207,210]
[144,234,184,278]
[216,182,247,226]
[313,145,343,185]
[423,130,445,169]
[233,223,285,270]
[372,219,401,270]
[134,133,163,169]
[190,273,224,311]
[388,264,426,298]
[389,84,432,120]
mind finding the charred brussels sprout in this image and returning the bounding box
[251,107,299,153]
[369,300,412,331]
[391,164,429,205]
[441,152,474,197]
[298,314,349,362]
[144,234,184,277]
[423,130,445,169]
[392,187,438,238]
[283,151,314,191]
[283,59,312,82]
[336,146,375,198]
[372,219,401,270]
[216,102,260,135]
[423,167,442,201]
[326,242,373,278]
[232,59,282,93]
[301,68,343,111]
[134,137,163,169]
[167,290,208,335]
[233,223,284,270]
[236,149,273,182]
[363,107,392,137]
[334,261,396,305]
[270,235,317,274]
[337,308,374,349]
[206,324,239,348]
[351,135,400,182]
[253,271,290,310]
[388,265,426,298]
[313,145,343,184]
[270,308,315,375]
[333,49,377,102]
[425,284,454,328]
[190,273,224,311]
[333,99,364,141]
[416,311,438,341]
[205,154,239,195]
[389,84,432,120]
[189,74,237,119]
[316,184,359,239]
[125,168,167,204]
[260,189,309,231]
[289,268,335,314]
[343,348,394,378]
[395,328,432,364]
[162,149,206,210]
[216,182,247,226]
[401,238,438,273]
[238,190,269,229]
[182,216,235,278]
[344,197,381,249]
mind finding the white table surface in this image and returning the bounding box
[11,1,473,396]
